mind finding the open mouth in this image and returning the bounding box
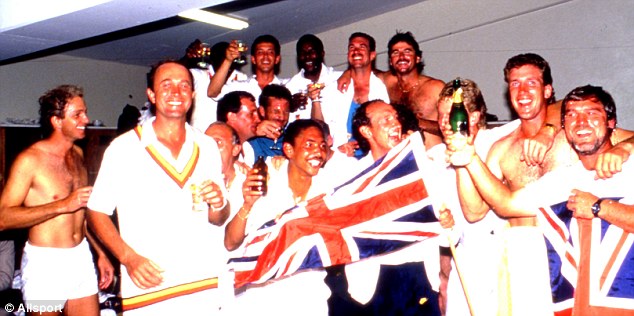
[307,155,324,168]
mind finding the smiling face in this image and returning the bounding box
[347,36,375,69]
[251,42,280,74]
[389,41,420,75]
[360,101,402,157]
[507,64,552,121]
[260,97,290,129]
[298,41,324,78]
[284,126,327,177]
[147,62,195,120]
[563,99,614,156]
[56,96,90,140]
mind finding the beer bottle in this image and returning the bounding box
[252,156,268,196]
[449,78,469,137]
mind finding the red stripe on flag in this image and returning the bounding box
[234,179,428,288]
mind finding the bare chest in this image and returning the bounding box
[34,153,87,198]
[389,86,437,118]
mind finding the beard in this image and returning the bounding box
[571,130,611,156]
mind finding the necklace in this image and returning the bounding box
[398,78,420,93]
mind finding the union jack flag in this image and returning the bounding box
[537,187,634,315]
[228,132,445,289]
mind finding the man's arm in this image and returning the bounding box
[224,172,263,251]
[568,189,634,233]
[594,129,634,179]
[0,153,91,230]
[85,224,114,290]
[87,210,163,289]
[419,119,442,137]
[205,180,230,226]
[224,205,252,251]
[448,135,535,219]
[465,149,535,218]
[521,100,561,166]
[207,41,241,98]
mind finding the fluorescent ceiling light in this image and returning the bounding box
[178,9,248,30]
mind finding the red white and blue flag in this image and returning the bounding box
[228,132,445,288]
[538,196,634,316]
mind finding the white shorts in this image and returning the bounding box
[21,239,98,304]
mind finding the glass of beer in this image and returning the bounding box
[189,182,207,212]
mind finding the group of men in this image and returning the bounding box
[0,28,632,316]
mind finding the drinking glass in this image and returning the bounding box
[234,40,248,64]
[196,43,211,69]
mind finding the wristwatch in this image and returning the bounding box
[591,198,605,218]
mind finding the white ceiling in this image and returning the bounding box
[0,0,423,67]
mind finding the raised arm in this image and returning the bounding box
[447,134,535,219]
[207,40,241,98]
[447,136,495,222]
[224,171,264,251]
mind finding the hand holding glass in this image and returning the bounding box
[197,43,211,69]
[234,40,248,64]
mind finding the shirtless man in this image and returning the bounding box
[339,31,444,149]
[446,53,633,315]
[0,85,113,316]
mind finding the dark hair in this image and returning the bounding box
[393,103,420,135]
[216,91,256,122]
[39,85,84,138]
[146,59,193,90]
[313,119,331,138]
[439,78,488,128]
[282,119,324,149]
[208,121,240,145]
[504,53,555,104]
[296,34,324,55]
[561,85,617,128]
[211,41,230,71]
[259,84,292,110]
[349,32,376,52]
[351,100,386,155]
[388,31,423,73]
[252,34,281,56]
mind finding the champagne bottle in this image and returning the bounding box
[252,156,268,196]
[449,78,469,136]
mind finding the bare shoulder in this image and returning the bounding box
[380,71,398,86]
[420,75,445,89]
[613,127,634,144]
[11,142,47,173]
[488,128,521,161]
